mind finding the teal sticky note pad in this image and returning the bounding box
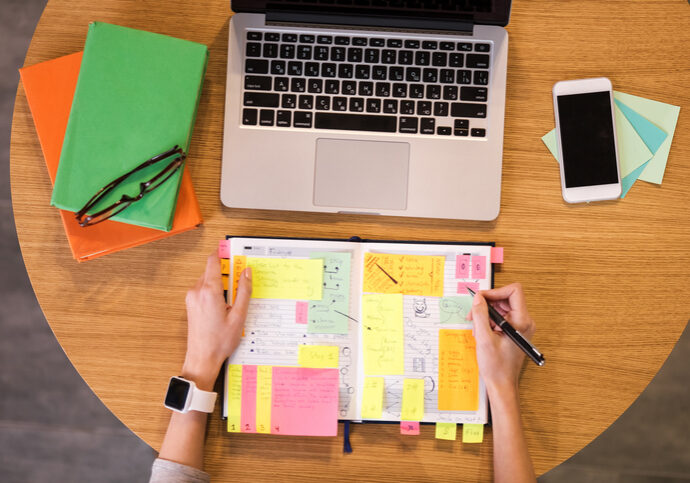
[307,252,352,334]
[439,296,473,324]
[614,99,667,154]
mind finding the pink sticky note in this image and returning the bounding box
[240,365,257,433]
[218,240,230,259]
[296,301,308,324]
[401,421,420,435]
[458,282,480,295]
[471,256,486,279]
[491,247,504,264]
[271,367,339,436]
[455,255,470,278]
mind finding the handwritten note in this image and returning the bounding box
[456,254,470,278]
[362,294,404,375]
[400,378,425,421]
[226,364,242,433]
[240,365,257,433]
[232,255,247,303]
[435,422,457,440]
[256,365,272,434]
[438,330,479,411]
[361,377,384,419]
[295,301,308,324]
[247,258,323,300]
[471,255,486,279]
[439,296,474,324]
[363,253,445,297]
[462,423,484,443]
[400,421,420,435]
[298,345,339,368]
[457,282,480,296]
[271,367,339,436]
[308,252,352,334]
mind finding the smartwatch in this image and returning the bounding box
[164,376,217,413]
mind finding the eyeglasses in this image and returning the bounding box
[75,146,186,227]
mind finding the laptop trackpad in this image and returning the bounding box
[313,138,409,210]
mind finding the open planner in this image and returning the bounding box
[221,237,503,437]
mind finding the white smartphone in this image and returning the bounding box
[553,77,621,203]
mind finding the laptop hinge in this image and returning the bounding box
[266,11,474,36]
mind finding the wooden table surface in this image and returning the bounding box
[10,0,690,480]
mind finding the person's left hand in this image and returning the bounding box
[181,252,252,391]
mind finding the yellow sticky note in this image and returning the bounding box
[232,255,247,303]
[361,377,384,419]
[435,422,457,440]
[247,258,323,300]
[438,329,479,411]
[462,423,484,443]
[400,378,425,421]
[362,294,404,375]
[256,366,272,434]
[220,258,230,275]
[363,253,445,296]
[298,345,339,368]
[226,364,242,433]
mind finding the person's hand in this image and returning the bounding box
[181,253,252,391]
[467,283,535,396]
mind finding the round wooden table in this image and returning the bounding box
[10,1,690,480]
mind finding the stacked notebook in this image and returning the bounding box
[20,23,208,261]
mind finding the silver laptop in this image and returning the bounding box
[221,1,510,221]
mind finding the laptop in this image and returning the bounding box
[221,1,510,221]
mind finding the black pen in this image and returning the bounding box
[466,287,545,366]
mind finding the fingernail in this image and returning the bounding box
[245,267,252,279]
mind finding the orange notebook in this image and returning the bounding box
[20,52,203,262]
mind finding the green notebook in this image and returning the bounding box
[51,22,208,231]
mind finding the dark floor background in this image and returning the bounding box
[1,1,688,481]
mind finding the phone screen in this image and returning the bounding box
[557,91,619,188]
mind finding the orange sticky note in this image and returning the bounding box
[220,258,230,275]
[363,253,444,296]
[400,421,420,435]
[232,255,247,303]
[438,329,479,411]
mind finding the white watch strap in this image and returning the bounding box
[189,385,217,413]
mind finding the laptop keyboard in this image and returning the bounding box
[241,30,491,137]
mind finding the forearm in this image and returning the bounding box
[488,383,536,483]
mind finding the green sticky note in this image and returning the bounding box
[439,296,473,324]
[462,423,484,443]
[614,99,667,154]
[307,252,352,334]
[435,422,457,441]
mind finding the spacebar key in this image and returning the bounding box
[315,113,397,133]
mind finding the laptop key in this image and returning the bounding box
[474,70,489,85]
[280,44,296,59]
[455,119,469,129]
[420,118,435,134]
[352,37,367,46]
[244,92,279,108]
[399,117,419,134]
[359,82,374,96]
[314,46,329,61]
[400,100,415,115]
[282,94,297,109]
[387,38,403,48]
[443,85,459,100]
[404,39,420,49]
[315,112,397,132]
[383,99,398,114]
[471,128,487,137]
[317,35,333,45]
[426,84,441,100]
[475,43,491,52]
[305,62,320,76]
[457,42,472,51]
[282,33,297,43]
[382,50,397,64]
[265,32,280,42]
[432,52,447,67]
[365,49,380,63]
[274,77,289,91]
[449,53,464,68]
[392,83,408,98]
[440,69,455,84]
[299,34,315,44]
[369,38,385,47]
[242,108,258,125]
[406,67,421,82]
[308,79,323,93]
[372,65,387,80]
[410,84,425,98]
[247,32,262,41]
[355,65,371,79]
[294,111,313,128]
[389,67,404,81]
[316,96,331,110]
[415,51,430,66]
[259,109,274,126]
[321,63,337,78]
[245,75,272,91]
[423,68,438,83]
[333,97,348,111]
[335,36,350,45]
[466,54,490,69]
[451,103,487,118]
[342,81,357,95]
[454,128,469,136]
[347,48,363,63]
[245,59,268,74]
[434,101,449,117]
[349,97,364,112]
[375,82,391,97]
[297,45,312,60]
[440,41,455,51]
[331,47,346,62]
[437,126,452,135]
[270,60,286,75]
[422,40,438,50]
[325,79,340,94]
[366,99,381,113]
[299,95,314,109]
[417,101,432,116]
[457,70,472,84]
[246,42,262,57]
[263,43,278,58]
[461,86,488,102]
[398,50,414,65]
[339,64,354,79]
[291,78,306,92]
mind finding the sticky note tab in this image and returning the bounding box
[400,421,420,435]
[220,258,230,275]
[362,294,404,375]
[218,239,230,259]
[471,256,486,279]
[363,253,444,296]
[308,252,352,334]
[256,365,272,434]
[247,258,323,300]
[490,247,504,264]
[457,282,480,295]
[240,365,257,433]
[439,296,473,324]
[462,423,484,443]
[438,329,479,411]
[271,367,339,436]
[231,255,247,303]
[226,364,242,433]
[298,345,339,368]
[361,377,384,419]
[456,254,470,278]
[295,301,308,324]
[435,422,457,440]
[400,378,425,421]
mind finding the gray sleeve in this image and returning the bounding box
[148,458,210,483]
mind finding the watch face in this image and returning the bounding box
[165,377,190,411]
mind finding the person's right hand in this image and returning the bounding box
[467,283,536,395]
